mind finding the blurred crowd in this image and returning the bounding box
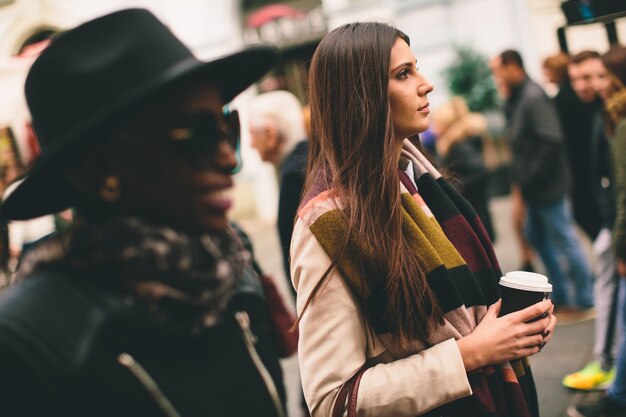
[488,43,626,417]
[0,5,625,417]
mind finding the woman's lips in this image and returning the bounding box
[418,102,430,113]
[199,186,233,212]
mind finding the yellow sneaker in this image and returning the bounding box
[597,367,617,390]
[562,361,616,391]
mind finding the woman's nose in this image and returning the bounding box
[418,78,434,96]
[190,139,238,172]
[215,139,238,172]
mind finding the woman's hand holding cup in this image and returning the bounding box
[457,284,556,372]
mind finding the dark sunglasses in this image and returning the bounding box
[165,109,242,174]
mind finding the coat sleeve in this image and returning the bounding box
[613,120,626,261]
[290,219,472,417]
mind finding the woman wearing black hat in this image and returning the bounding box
[0,9,284,417]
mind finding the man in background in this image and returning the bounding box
[562,50,618,392]
[490,49,594,312]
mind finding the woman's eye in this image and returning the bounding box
[397,69,410,80]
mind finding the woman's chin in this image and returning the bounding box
[197,216,230,234]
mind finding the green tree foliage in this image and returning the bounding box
[443,46,499,112]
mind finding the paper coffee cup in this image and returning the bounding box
[499,271,553,317]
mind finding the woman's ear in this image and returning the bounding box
[65,143,119,205]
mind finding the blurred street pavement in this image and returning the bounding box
[237,195,600,417]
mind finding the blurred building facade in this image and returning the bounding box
[0,0,624,221]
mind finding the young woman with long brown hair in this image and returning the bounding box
[290,22,556,417]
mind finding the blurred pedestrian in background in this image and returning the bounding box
[249,90,308,292]
[562,50,619,392]
[542,52,571,98]
[568,44,626,417]
[555,51,608,241]
[491,49,594,311]
[0,9,286,417]
[292,22,556,417]
[490,56,537,273]
[249,88,310,417]
[432,96,496,242]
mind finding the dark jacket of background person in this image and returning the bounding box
[505,77,571,204]
[554,81,604,239]
[601,45,626,274]
[613,118,626,260]
[590,110,617,233]
[278,140,308,284]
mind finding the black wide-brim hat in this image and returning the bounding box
[2,8,278,220]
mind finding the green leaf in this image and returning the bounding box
[442,46,500,112]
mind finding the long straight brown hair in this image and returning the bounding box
[300,22,443,346]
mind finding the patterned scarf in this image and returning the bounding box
[298,139,539,417]
[17,216,249,333]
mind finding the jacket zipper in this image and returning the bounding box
[235,311,287,417]
[117,352,182,417]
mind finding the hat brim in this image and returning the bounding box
[2,46,278,221]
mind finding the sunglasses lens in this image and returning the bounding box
[165,110,242,174]
[225,110,242,174]
[225,111,240,149]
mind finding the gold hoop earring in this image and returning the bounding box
[100,175,121,203]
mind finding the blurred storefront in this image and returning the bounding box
[0,0,625,221]
[241,0,327,103]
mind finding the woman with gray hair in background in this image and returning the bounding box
[249,90,308,290]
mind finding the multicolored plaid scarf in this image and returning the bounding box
[298,140,539,417]
[16,216,249,333]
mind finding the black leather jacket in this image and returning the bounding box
[0,268,286,417]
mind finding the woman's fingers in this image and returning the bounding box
[525,316,550,335]
[535,314,557,352]
[510,344,543,360]
[520,333,545,349]
[462,301,556,368]
[542,314,557,342]
[486,299,502,318]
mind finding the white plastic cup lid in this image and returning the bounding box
[499,270,553,292]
